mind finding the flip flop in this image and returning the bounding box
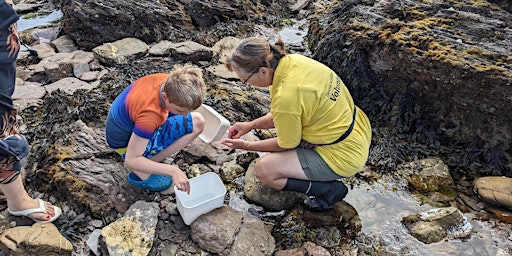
[8,199,62,223]
[127,172,173,192]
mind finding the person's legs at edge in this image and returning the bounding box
[132,112,205,180]
[1,175,59,222]
[254,149,347,210]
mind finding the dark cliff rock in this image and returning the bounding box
[308,0,512,176]
[52,0,293,50]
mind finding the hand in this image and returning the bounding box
[227,122,253,139]
[171,169,190,194]
[221,138,248,150]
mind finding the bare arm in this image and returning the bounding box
[228,113,275,139]
[251,112,275,129]
[221,137,290,153]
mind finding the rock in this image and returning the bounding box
[166,41,213,64]
[404,158,455,192]
[0,223,73,256]
[86,229,102,256]
[44,77,93,94]
[31,27,61,44]
[219,160,245,182]
[33,50,95,81]
[402,207,472,244]
[12,82,46,100]
[211,36,240,64]
[92,38,149,66]
[148,40,175,56]
[473,176,512,210]
[274,241,331,256]
[190,206,275,255]
[100,201,159,256]
[275,201,361,249]
[29,43,56,59]
[243,160,300,211]
[36,120,152,221]
[13,3,43,14]
[51,35,78,53]
[206,64,239,80]
[73,62,90,78]
[309,0,512,176]
[60,0,195,49]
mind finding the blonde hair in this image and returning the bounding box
[164,65,206,110]
[226,37,287,74]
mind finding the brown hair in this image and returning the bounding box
[226,37,287,74]
[164,65,206,110]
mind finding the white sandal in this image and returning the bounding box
[8,199,62,223]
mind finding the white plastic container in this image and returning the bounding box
[175,172,227,225]
[195,104,230,143]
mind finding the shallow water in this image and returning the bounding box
[345,181,510,256]
[17,10,63,32]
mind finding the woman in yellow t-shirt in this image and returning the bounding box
[221,37,372,211]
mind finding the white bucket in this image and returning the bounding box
[175,172,227,225]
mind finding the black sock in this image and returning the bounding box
[283,178,338,196]
[283,178,311,194]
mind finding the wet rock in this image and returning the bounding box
[100,201,159,256]
[310,0,512,176]
[473,176,512,210]
[219,160,245,183]
[404,158,455,192]
[37,120,152,222]
[58,0,194,49]
[92,38,149,66]
[0,223,73,256]
[243,160,300,211]
[402,206,472,244]
[274,241,331,256]
[274,201,361,250]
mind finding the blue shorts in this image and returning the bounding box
[116,113,193,160]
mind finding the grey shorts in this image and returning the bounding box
[296,148,344,181]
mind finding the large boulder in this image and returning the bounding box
[308,0,512,176]
[54,0,263,50]
[473,176,512,210]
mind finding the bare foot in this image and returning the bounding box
[9,198,59,222]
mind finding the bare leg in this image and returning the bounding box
[1,175,58,222]
[133,112,205,179]
[254,149,308,189]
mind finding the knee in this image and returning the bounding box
[191,112,205,134]
[254,158,271,183]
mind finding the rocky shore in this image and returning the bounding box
[0,0,511,255]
